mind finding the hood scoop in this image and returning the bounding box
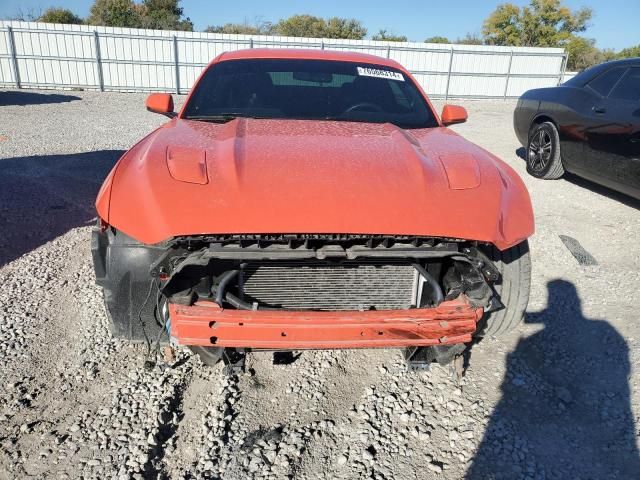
[166,145,209,185]
[439,153,481,190]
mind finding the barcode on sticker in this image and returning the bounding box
[356,67,404,81]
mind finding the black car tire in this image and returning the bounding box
[526,121,564,179]
[476,240,531,337]
[189,346,224,366]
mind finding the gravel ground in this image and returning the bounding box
[0,89,639,480]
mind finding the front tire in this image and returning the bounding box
[476,241,531,337]
[526,121,564,179]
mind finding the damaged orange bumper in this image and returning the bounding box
[169,296,483,350]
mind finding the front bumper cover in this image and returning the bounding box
[169,296,483,350]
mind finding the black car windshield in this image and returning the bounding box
[182,59,438,129]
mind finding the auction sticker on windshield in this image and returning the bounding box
[357,66,404,81]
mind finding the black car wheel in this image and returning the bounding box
[476,241,531,337]
[526,121,564,179]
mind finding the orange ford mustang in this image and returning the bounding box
[92,49,533,370]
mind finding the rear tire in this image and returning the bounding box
[526,121,564,179]
[189,346,223,366]
[476,241,531,337]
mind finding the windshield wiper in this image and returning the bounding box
[184,113,268,123]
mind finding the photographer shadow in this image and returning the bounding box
[0,150,123,267]
[467,279,640,479]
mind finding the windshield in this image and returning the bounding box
[182,59,438,129]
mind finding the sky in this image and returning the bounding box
[1,0,638,51]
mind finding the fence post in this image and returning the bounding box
[172,35,180,95]
[503,49,514,100]
[320,40,324,50]
[93,31,104,91]
[6,26,21,89]
[249,38,254,48]
[386,45,391,58]
[558,53,568,85]
[444,47,454,101]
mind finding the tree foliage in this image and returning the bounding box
[372,30,407,42]
[272,15,366,39]
[87,0,192,30]
[272,15,324,37]
[456,33,483,45]
[139,0,193,31]
[87,0,143,28]
[482,0,591,47]
[38,7,83,24]
[20,2,640,72]
[482,3,522,46]
[204,21,273,35]
[482,0,601,69]
[565,36,604,71]
[616,44,640,59]
[520,0,591,47]
[424,36,450,44]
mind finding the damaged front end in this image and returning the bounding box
[93,230,501,365]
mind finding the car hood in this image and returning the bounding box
[101,118,533,250]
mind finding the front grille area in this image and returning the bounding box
[240,260,417,311]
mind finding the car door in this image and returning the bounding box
[602,67,640,194]
[583,66,640,195]
[575,66,628,178]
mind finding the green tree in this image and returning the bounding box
[482,1,601,69]
[565,36,603,70]
[273,14,366,39]
[616,44,640,59]
[482,3,521,46]
[424,36,450,44]
[456,33,483,45]
[482,0,591,47]
[205,23,261,35]
[324,17,367,39]
[273,14,326,37]
[372,29,407,42]
[87,0,143,28]
[38,7,83,24]
[204,17,274,35]
[140,0,192,31]
[519,0,591,47]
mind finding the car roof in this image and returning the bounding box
[217,48,405,70]
[565,57,640,86]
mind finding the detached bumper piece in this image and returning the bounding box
[169,296,483,350]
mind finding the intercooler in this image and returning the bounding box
[240,260,418,311]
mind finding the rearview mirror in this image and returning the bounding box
[293,71,333,83]
[146,93,176,118]
[441,104,467,126]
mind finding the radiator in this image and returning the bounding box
[241,260,417,311]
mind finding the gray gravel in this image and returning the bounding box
[0,89,639,479]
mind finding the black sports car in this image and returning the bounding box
[514,58,640,200]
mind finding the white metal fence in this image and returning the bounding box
[0,21,568,99]
[562,71,579,83]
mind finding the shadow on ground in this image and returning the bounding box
[515,147,640,209]
[0,90,81,106]
[467,280,640,479]
[0,150,123,266]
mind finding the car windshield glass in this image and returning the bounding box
[182,59,438,129]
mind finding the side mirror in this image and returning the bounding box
[146,93,176,118]
[441,104,468,126]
